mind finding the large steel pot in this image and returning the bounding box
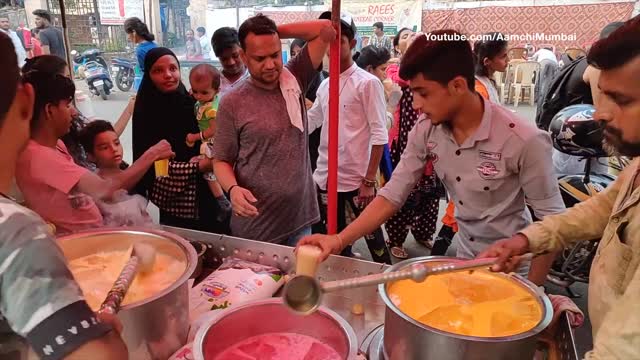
[57,228,197,360]
[193,298,359,360]
[378,256,552,360]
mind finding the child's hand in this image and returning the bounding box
[127,95,136,113]
[149,140,174,160]
[186,133,198,147]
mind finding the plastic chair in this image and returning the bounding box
[510,61,540,107]
[565,48,586,61]
[503,59,525,103]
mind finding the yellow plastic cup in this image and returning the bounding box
[154,159,169,177]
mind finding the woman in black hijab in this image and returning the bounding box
[132,47,228,233]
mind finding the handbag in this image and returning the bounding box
[149,161,199,219]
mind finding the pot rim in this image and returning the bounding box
[56,227,197,310]
[193,298,359,360]
[189,240,208,257]
[378,256,553,342]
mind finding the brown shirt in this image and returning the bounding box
[522,158,640,359]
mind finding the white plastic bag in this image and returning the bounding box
[189,258,284,323]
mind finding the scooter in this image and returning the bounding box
[84,60,113,100]
[72,49,114,100]
[111,48,136,92]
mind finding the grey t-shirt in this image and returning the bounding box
[39,26,66,59]
[0,198,111,359]
[213,46,320,244]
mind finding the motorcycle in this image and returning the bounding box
[541,104,629,297]
[72,49,113,100]
[545,157,616,297]
[111,50,136,92]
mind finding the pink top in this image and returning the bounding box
[16,140,103,234]
[386,63,410,145]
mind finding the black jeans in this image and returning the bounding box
[314,187,391,264]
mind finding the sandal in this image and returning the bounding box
[391,246,409,259]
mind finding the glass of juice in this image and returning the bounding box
[154,159,169,177]
[296,245,323,277]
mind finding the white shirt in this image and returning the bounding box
[308,63,388,192]
[199,35,212,59]
[219,69,249,97]
[1,29,26,67]
[530,48,558,64]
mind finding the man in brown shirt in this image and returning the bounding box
[481,16,640,359]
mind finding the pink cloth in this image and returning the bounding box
[386,64,409,145]
[16,140,103,234]
[548,294,585,329]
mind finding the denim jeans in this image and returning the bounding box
[285,226,312,247]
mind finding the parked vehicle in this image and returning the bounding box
[111,49,136,92]
[542,104,627,297]
[72,49,113,100]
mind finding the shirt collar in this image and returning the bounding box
[340,63,358,79]
[442,95,493,149]
[473,96,493,143]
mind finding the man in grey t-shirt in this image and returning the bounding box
[33,9,66,59]
[212,14,335,245]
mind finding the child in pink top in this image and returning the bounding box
[16,140,104,234]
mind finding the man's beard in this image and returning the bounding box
[602,125,640,157]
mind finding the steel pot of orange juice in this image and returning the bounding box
[378,256,552,360]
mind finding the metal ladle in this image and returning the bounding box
[283,254,533,314]
[99,242,157,315]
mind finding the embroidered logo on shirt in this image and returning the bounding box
[477,162,500,179]
[479,150,502,161]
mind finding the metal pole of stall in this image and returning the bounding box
[58,0,74,81]
[327,1,341,235]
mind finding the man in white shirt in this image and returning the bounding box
[0,16,26,67]
[308,12,391,264]
[530,46,559,104]
[197,26,212,60]
[529,47,558,64]
[211,27,248,96]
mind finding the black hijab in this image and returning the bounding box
[132,47,199,195]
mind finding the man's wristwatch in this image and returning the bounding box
[362,178,377,188]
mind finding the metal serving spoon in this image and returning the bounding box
[283,254,533,315]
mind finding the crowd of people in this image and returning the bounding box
[1,9,66,68]
[0,9,638,359]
